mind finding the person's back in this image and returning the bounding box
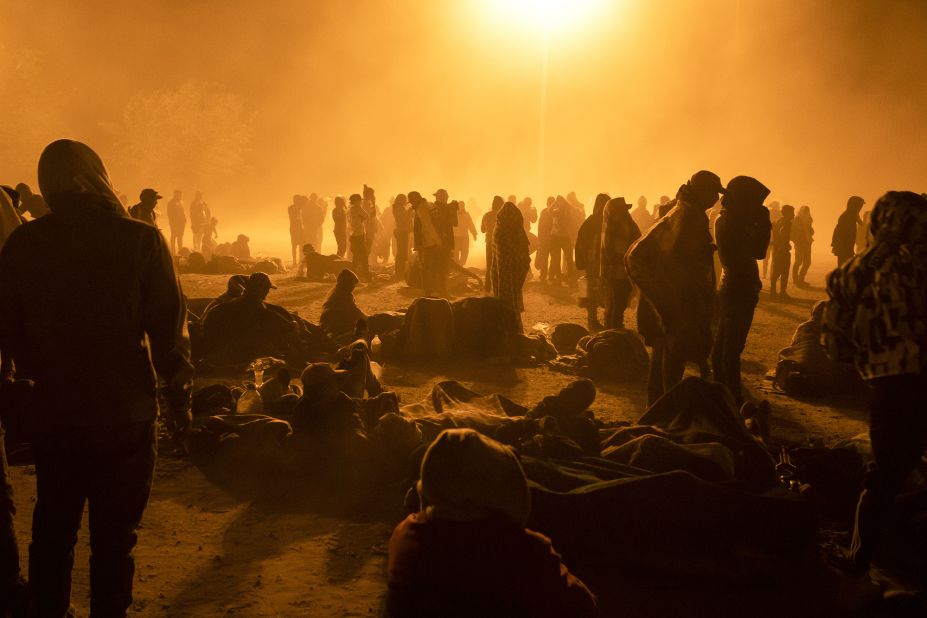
[202,295,292,365]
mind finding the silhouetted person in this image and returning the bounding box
[319,269,366,344]
[392,193,412,278]
[627,170,722,404]
[548,196,577,284]
[165,189,186,255]
[362,185,380,267]
[791,205,814,287]
[348,193,369,279]
[0,139,192,616]
[823,191,927,576]
[761,201,780,279]
[517,197,537,233]
[189,191,209,251]
[14,182,49,219]
[387,428,597,618]
[574,193,610,330]
[201,274,248,319]
[129,188,161,226]
[481,196,503,291]
[769,204,794,297]
[490,203,531,332]
[452,200,477,266]
[202,272,295,365]
[832,195,864,267]
[535,196,554,282]
[410,191,443,296]
[432,189,459,296]
[229,234,251,261]
[631,195,654,234]
[289,194,306,266]
[201,216,219,259]
[566,191,585,219]
[600,197,641,329]
[304,193,326,256]
[332,195,347,258]
[711,176,771,406]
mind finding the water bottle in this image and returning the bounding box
[236,383,264,414]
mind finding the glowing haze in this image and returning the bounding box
[1,0,925,256]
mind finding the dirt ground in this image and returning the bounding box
[8,249,874,616]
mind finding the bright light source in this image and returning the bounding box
[489,0,604,33]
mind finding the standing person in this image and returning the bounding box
[711,176,772,406]
[303,194,325,258]
[547,196,576,284]
[574,193,610,330]
[310,193,327,252]
[631,195,654,234]
[769,205,795,297]
[289,195,306,267]
[348,193,369,280]
[362,185,380,268]
[490,203,531,332]
[392,194,412,279]
[453,199,478,266]
[201,216,219,259]
[832,195,865,267]
[791,205,814,287]
[410,191,443,297]
[535,197,554,283]
[432,189,458,296]
[517,197,537,233]
[332,195,347,258]
[129,188,161,226]
[600,197,641,329]
[0,139,192,616]
[566,191,585,219]
[762,201,781,279]
[14,182,50,219]
[481,196,503,292]
[626,170,723,403]
[166,190,186,255]
[189,191,209,252]
[823,191,927,576]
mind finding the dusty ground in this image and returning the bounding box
[9,249,873,616]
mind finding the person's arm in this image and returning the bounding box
[524,530,598,618]
[140,230,194,440]
[467,213,477,238]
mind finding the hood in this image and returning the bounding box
[869,191,927,245]
[37,139,126,215]
[723,176,770,213]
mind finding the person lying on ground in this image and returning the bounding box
[387,428,597,618]
[297,243,351,280]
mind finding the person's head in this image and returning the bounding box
[637,195,648,209]
[768,200,781,213]
[334,195,345,208]
[546,196,555,208]
[798,205,812,220]
[225,274,248,297]
[194,191,203,200]
[659,195,670,205]
[363,184,375,200]
[603,197,632,223]
[336,268,360,291]
[2,186,20,209]
[243,272,276,301]
[721,176,770,213]
[566,191,579,206]
[521,196,532,207]
[309,192,318,202]
[236,234,249,244]
[139,188,162,206]
[593,193,611,216]
[868,191,927,246]
[781,204,795,220]
[299,362,347,404]
[847,195,865,214]
[498,201,524,230]
[349,193,363,207]
[302,243,316,256]
[491,195,504,211]
[434,188,449,203]
[14,182,32,198]
[173,190,182,199]
[417,428,530,525]
[407,191,423,207]
[686,170,724,210]
[394,193,408,207]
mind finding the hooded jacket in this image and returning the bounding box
[715,176,772,296]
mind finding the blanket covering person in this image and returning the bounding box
[823,190,927,574]
[490,202,531,331]
[0,139,192,615]
[574,193,609,330]
[387,428,597,618]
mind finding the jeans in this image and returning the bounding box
[350,235,368,279]
[547,236,574,282]
[849,375,927,569]
[792,241,811,283]
[394,230,410,278]
[30,422,156,617]
[603,278,632,329]
[711,291,759,405]
[335,231,347,258]
[770,250,791,293]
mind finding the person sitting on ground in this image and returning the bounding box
[290,363,367,451]
[201,275,248,320]
[298,243,349,280]
[319,269,367,344]
[229,234,251,261]
[201,272,297,366]
[387,428,597,618]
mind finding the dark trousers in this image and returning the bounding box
[452,239,469,266]
[30,422,156,617]
[484,245,494,291]
[394,230,409,278]
[536,245,549,282]
[350,235,368,279]
[647,342,686,406]
[711,292,758,406]
[603,278,632,329]
[335,231,346,258]
[849,375,927,569]
[792,241,811,284]
[547,236,574,282]
[421,246,444,297]
[0,422,20,606]
[770,250,791,293]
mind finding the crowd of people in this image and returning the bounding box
[1,138,924,617]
